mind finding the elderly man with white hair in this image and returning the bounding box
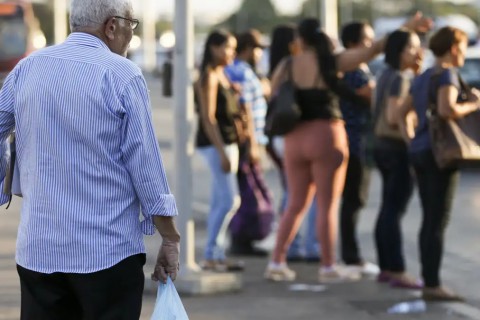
[0,0,181,318]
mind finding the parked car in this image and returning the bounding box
[459,48,480,89]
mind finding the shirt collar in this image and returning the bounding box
[64,32,111,51]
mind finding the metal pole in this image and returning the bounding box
[173,0,199,273]
[143,0,157,72]
[54,0,67,44]
[321,0,339,38]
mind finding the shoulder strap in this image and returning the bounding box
[457,72,470,94]
[285,57,293,82]
[428,67,448,113]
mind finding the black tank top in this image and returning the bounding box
[196,84,238,147]
[295,88,342,121]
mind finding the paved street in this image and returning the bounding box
[1,76,480,319]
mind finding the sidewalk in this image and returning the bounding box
[138,214,480,320]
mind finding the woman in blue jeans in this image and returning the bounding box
[372,29,423,289]
[195,30,243,271]
[400,27,478,301]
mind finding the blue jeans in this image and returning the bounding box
[273,137,320,259]
[198,145,240,261]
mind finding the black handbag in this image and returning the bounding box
[264,58,301,136]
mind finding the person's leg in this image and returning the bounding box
[271,133,315,264]
[272,135,307,260]
[199,145,240,261]
[17,265,81,320]
[381,149,414,274]
[412,151,458,289]
[69,254,145,320]
[340,154,370,265]
[374,145,418,288]
[373,147,390,274]
[311,122,349,268]
[373,146,414,277]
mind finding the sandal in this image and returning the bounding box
[389,273,423,290]
[422,287,464,302]
[377,271,392,283]
[218,260,245,272]
[200,260,245,272]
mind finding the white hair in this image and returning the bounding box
[70,0,133,31]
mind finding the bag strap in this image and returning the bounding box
[285,57,293,82]
[427,67,445,114]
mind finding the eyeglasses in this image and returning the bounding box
[113,16,140,30]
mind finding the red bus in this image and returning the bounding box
[0,2,41,83]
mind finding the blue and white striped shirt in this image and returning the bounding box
[225,59,268,145]
[0,33,178,274]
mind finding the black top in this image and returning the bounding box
[196,84,238,147]
[295,88,342,121]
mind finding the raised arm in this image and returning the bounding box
[337,12,433,73]
[336,40,385,73]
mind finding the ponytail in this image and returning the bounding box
[298,18,368,108]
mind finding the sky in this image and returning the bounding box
[133,0,307,21]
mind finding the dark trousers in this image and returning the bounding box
[340,153,371,264]
[17,254,146,320]
[410,150,458,287]
[374,143,414,272]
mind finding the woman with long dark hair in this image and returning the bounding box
[269,24,297,78]
[264,16,432,283]
[265,18,383,282]
[267,24,320,262]
[195,30,243,271]
[372,29,423,289]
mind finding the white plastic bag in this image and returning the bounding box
[150,277,189,320]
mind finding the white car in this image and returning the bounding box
[459,47,480,89]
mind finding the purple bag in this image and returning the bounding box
[229,160,274,241]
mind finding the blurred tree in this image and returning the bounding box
[303,0,480,30]
[217,0,289,33]
[155,19,173,35]
[32,3,54,44]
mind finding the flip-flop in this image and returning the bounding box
[390,278,424,289]
[422,289,465,302]
[377,272,392,283]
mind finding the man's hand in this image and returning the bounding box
[403,12,434,34]
[151,238,180,284]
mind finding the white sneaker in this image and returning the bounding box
[318,265,361,283]
[361,262,380,277]
[344,261,380,278]
[264,264,296,282]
